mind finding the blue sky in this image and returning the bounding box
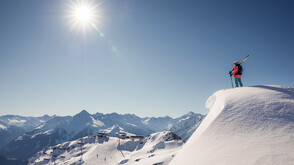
[0,0,293,117]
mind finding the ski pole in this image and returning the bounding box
[230,76,234,88]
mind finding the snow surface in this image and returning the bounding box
[28,131,183,165]
[8,119,27,126]
[170,85,294,165]
[0,124,7,130]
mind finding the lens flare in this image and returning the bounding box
[65,0,122,59]
[66,0,103,33]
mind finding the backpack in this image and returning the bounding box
[236,64,243,75]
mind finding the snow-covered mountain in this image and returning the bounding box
[169,111,204,141]
[0,115,52,148]
[143,116,174,132]
[28,131,183,165]
[0,111,204,161]
[170,85,294,165]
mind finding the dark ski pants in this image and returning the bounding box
[235,78,243,87]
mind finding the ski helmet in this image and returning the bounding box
[234,61,239,64]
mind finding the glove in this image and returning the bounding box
[229,71,232,77]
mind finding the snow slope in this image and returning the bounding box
[170,85,294,165]
[28,131,183,165]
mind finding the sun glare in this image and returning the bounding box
[67,0,102,32]
[76,6,92,22]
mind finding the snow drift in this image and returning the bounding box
[170,85,294,165]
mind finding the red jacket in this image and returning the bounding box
[232,65,241,78]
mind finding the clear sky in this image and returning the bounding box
[0,0,293,118]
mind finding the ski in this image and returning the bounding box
[230,55,250,73]
[239,54,250,65]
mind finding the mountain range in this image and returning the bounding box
[0,115,52,148]
[2,85,293,165]
[0,111,204,161]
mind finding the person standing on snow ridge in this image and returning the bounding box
[230,61,243,87]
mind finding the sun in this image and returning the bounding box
[75,6,92,23]
[66,0,103,32]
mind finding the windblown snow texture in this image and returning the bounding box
[170,85,294,165]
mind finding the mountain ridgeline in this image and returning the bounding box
[0,111,204,161]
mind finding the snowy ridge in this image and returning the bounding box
[0,115,51,130]
[0,111,204,161]
[170,85,294,165]
[0,115,52,148]
[28,131,183,165]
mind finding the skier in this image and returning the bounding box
[230,61,243,87]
